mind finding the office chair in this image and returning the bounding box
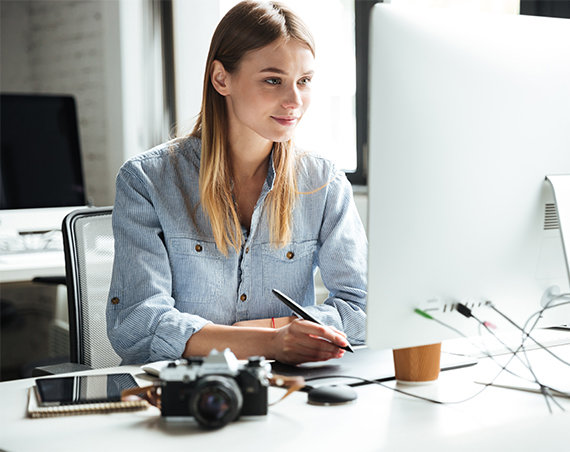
[33,207,121,375]
[64,206,121,369]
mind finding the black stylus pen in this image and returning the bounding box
[272,288,354,353]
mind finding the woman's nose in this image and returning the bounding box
[282,85,302,109]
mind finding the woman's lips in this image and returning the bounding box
[272,116,298,126]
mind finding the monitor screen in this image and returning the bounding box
[1,94,86,210]
[366,5,570,351]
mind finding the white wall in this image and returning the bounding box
[0,0,150,207]
[1,1,110,204]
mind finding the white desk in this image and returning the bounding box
[0,250,65,283]
[1,344,569,451]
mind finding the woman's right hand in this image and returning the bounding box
[270,318,348,365]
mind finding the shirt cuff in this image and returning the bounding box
[149,313,212,362]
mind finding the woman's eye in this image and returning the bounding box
[298,77,312,86]
[265,78,281,85]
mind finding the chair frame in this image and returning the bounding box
[62,206,113,365]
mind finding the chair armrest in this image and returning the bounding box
[32,276,67,285]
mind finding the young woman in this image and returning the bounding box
[106,0,367,365]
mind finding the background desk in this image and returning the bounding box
[0,250,65,283]
[1,344,569,451]
[0,251,68,380]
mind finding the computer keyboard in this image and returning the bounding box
[0,230,63,254]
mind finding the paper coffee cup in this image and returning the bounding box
[392,342,442,383]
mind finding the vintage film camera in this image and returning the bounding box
[159,349,270,429]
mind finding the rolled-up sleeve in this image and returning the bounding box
[304,170,367,345]
[106,165,211,364]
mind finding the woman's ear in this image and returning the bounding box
[210,60,230,96]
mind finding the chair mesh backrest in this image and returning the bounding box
[71,211,121,368]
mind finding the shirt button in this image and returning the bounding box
[111,297,120,305]
[240,293,247,302]
[286,251,294,260]
[245,247,249,254]
[195,244,203,252]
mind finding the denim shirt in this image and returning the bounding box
[107,136,367,364]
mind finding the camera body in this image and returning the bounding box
[159,349,270,429]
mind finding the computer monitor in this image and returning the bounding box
[366,4,570,351]
[0,94,86,233]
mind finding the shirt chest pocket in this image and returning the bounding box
[260,240,317,301]
[168,237,224,303]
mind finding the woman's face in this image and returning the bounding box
[214,38,315,146]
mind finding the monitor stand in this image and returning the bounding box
[546,174,570,293]
[545,174,570,329]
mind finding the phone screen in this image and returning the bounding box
[35,373,139,406]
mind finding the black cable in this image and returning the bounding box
[457,302,557,411]
[520,298,570,367]
[419,304,569,410]
[519,295,570,413]
[488,298,570,367]
[517,297,564,413]
[425,307,551,388]
[470,312,543,379]
[455,298,570,411]
[303,358,568,411]
[305,374,492,405]
[454,298,570,368]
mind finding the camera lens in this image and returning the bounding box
[190,376,243,429]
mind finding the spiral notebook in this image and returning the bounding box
[27,373,149,418]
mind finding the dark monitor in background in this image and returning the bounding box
[1,94,86,209]
[366,5,570,351]
[0,94,87,234]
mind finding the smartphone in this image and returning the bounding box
[34,373,140,407]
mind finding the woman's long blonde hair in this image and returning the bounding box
[190,1,315,255]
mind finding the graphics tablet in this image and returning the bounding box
[270,346,477,389]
